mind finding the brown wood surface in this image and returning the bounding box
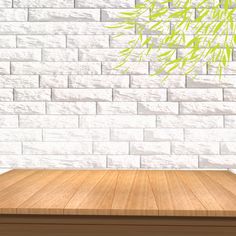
[1,215,236,236]
[0,170,236,217]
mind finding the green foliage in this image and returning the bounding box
[109,0,236,79]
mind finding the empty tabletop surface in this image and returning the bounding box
[0,170,236,217]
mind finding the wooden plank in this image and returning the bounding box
[148,170,174,216]
[111,171,137,215]
[0,170,35,191]
[66,171,118,215]
[163,171,206,216]
[122,171,157,216]
[18,171,91,215]
[0,215,236,236]
[1,215,236,227]
[176,171,223,216]
[1,223,236,236]
[0,170,62,214]
[64,171,111,215]
[17,170,83,214]
[204,171,236,196]
[195,171,236,216]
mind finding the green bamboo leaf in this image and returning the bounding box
[213,21,224,34]
[141,37,151,47]
[226,45,231,60]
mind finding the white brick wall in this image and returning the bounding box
[0,0,235,171]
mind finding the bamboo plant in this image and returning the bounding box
[109,0,236,79]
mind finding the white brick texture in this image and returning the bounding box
[0,0,234,170]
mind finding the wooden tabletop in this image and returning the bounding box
[0,170,236,217]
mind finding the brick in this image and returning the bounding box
[0,129,41,141]
[0,89,13,101]
[11,62,101,75]
[0,155,106,169]
[107,155,140,168]
[47,102,96,114]
[19,115,78,128]
[97,102,137,114]
[156,115,223,128]
[15,89,51,101]
[75,0,135,8]
[29,9,100,22]
[144,129,184,141]
[110,35,145,48]
[0,75,39,88]
[221,142,236,154]
[150,62,207,75]
[172,142,219,154]
[168,89,223,101]
[130,142,170,155]
[0,49,41,62]
[111,129,143,141]
[187,75,236,88]
[150,35,193,47]
[0,102,45,114]
[94,142,129,154]
[0,62,10,75]
[209,62,236,74]
[23,142,92,154]
[141,155,198,169]
[171,0,220,8]
[102,62,148,75]
[80,49,122,62]
[0,22,134,35]
[131,75,185,88]
[79,49,174,62]
[180,102,236,115]
[14,0,74,7]
[0,36,16,48]
[10,155,106,169]
[185,129,236,141]
[101,9,148,22]
[0,115,18,128]
[0,142,21,154]
[198,35,235,47]
[43,129,109,141]
[17,35,66,48]
[114,89,166,101]
[0,9,27,21]
[0,156,19,168]
[224,89,236,101]
[69,75,129,88]
[40,75,68,88]
[171,22,231,34]
[178,49,231,62]
[199,155,236,169]
[141,22,170,35]
[43,49,78,62]
[138,102,178,114]
[225,116,236,128]
[0,0,12,7]
[52,89,112,102]
[67,35,109,48]
[80,115,156,128]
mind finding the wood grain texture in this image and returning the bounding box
[0,170,236,217]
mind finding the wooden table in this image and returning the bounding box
[0,170,236,236]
